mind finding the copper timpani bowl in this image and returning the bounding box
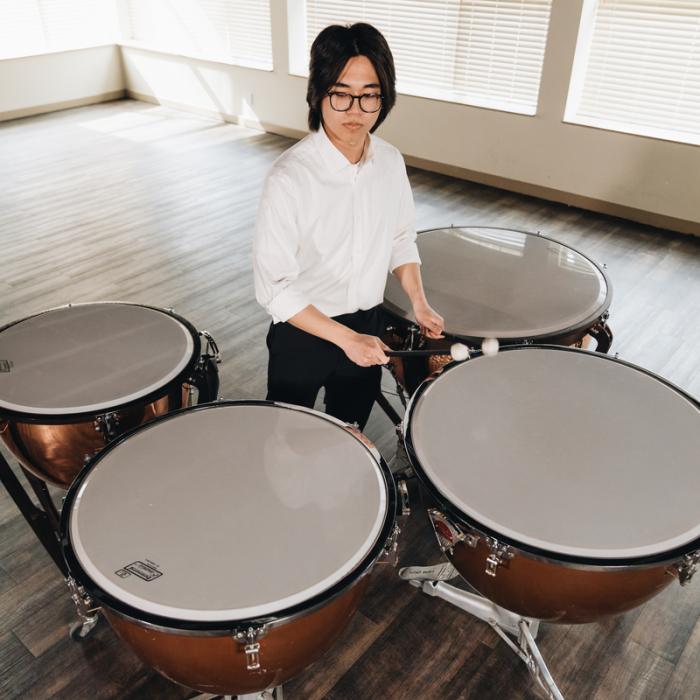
[0,302,219,487]
[61,402,398,695]
[403,346,700,623]
[383,226,613,394]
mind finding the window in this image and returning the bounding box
[123,0,273,70]
[0,0,118,59]
[565,0,700,145]
[289,0,553,116]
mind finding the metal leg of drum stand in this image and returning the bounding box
[23,469,61,531]
[0,451,67,575]
[375,388,403,426]
[377,369,415,478]
[386,429,414,479]
[399,568,564,700]
[0,453,102,640]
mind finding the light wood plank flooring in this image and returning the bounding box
[1,99,700,699]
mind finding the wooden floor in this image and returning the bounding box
[1,99,700,699]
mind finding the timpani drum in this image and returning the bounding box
[404,346,700,623]
[383,226,613,394]
[0,302,219,487]
[61,401,398,696]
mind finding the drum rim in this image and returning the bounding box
[60,400,398,635]
[0,301,203,422]
[382,225,613,342]
[403,344,700,569]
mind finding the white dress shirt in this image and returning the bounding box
[253,126,421,323]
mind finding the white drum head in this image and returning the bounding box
[68,404,388,621]
[0,303,194,415]
[384,227,609,339]
[408,348,700,559]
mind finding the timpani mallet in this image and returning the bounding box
[385,342,470,361]
[385,339,499,361]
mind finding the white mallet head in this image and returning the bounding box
[450,342,470,361]
[481,337,499,357]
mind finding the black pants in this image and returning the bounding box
[266,306,385,430]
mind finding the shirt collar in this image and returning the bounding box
[313,125,375,173]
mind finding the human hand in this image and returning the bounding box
[340,333,390,367]
[413,301,445,339]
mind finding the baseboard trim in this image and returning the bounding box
[0,90,127,123]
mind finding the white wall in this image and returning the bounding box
[0,45,124,120]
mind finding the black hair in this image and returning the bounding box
[307,23,396,133]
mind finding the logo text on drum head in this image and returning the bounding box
[116,560,163,582]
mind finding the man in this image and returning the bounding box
[254,23,443,430]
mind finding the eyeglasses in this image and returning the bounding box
[327,91,383,113]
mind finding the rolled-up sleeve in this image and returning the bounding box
[253,172,311,323]
[389,157,421,273]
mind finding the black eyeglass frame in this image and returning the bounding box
[326,91,384,114]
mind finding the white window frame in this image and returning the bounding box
[287,0,553,117]
[118,0,274,72]
[0,0,119,60]
[564,0,700,146]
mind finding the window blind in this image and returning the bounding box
[298,0,553,115]
[0,0,117,59]
[124,0,273,70]
[565,0,700,145]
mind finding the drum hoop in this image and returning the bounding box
[383,225,613,343]
[0,302,203,423]
[403,344,700,570]
[60,400,398,635]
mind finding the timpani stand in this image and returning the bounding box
[395,346,700,700]
[0,303,221,641]
[399,563,563,700]
[375,227,614,695]
[0,449,102,639]
[0,449,65,573]
[60,402,399,700]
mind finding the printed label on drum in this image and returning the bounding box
[0,360,12,373]
[115,560,163,582]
